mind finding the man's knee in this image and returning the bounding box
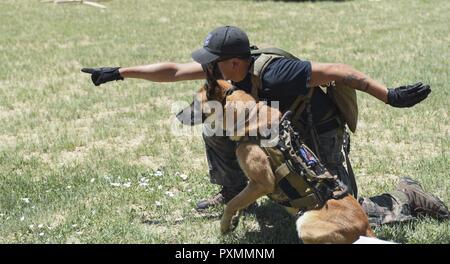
[202,135,247,186]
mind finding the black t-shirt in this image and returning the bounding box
[232,56,336,124]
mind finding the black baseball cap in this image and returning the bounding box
[191,26,250,64]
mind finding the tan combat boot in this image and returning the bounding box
[397,177,449,220]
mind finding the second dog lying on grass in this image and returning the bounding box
[177,79,374,243]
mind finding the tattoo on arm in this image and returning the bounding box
[343,74,370,92]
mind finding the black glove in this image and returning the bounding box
[387,82,431,108]
[81,67,124,86]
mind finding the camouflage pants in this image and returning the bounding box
[359,191,414,226]
[202,133,247,188]
[202,126,413,226]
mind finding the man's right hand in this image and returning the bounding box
[387,82,431,108]
[81,67,124,86]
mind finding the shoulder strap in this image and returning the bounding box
[248,47,300,100]
[251,47,299,60]
[249,47,314,111]
[249,50,316,117]
[249,53,283,101]
[290,86,316,123]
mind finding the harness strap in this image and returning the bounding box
[250,47,299,60]
[305,101,321,159]
[314,117,340,135]
[263,143,337,210]
[249,54,283,101]
[249,53,319,132]
[288,194,321,210]
[275,163,311,197]
[343,128,358,198]
[290,86,316,126]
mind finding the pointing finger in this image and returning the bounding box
[81,68,95,74]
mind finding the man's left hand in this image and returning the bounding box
[387,82,431,108]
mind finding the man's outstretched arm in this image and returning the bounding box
[119,62,205,82]
[81,62,205,86]
[309,62,431,107]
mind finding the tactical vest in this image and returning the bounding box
[242,47,357,209]
[248,47,359,133]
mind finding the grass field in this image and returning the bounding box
[0,0,449,244]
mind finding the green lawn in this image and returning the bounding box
[0,0,449,243]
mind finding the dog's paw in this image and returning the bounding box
[220,211,241,234]
[220,215,233,234]
[230,211,241,230]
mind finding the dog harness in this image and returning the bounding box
[222,83,348,211]
[263,112,348,211]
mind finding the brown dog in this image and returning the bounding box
[177,79,374,243]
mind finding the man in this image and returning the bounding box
[82,26,449,226]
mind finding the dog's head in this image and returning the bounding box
[175,79,233,126]
[176,78,281,143]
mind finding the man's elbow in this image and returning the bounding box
[331,63,354,78]
[310,62,355,87]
